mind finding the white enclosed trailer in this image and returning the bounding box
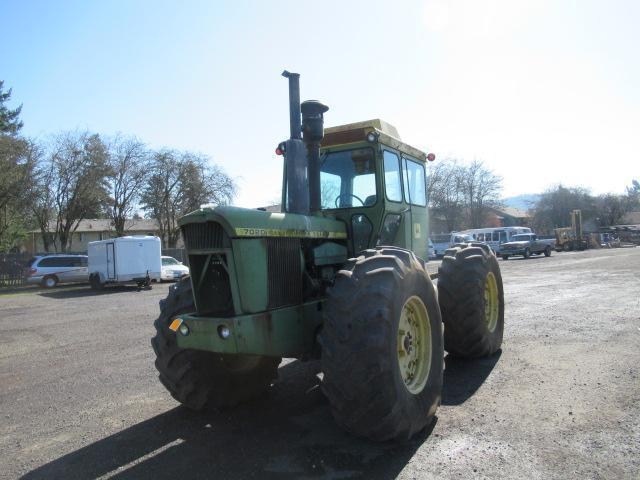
[88,236,161,289]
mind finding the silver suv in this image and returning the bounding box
[26,255,89,288]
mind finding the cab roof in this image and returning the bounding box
[322,119,427,162]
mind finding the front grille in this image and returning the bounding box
[189,254,234,317]
[266,238,302,309]
[182,222,225,250]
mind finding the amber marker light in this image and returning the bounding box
[169,318,183,332]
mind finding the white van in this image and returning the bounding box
[88,236,161,289]
[453,227,532,254]
[25,255,88,288]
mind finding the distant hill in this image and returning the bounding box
[501,194,540,212]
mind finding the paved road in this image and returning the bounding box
[1,248,639,479]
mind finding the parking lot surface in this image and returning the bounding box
[1,248,639,479]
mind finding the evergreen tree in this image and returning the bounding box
[0,81,23,135]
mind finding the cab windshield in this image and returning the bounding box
[320,148,376,209]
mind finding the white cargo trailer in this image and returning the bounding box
[88,236,161,289]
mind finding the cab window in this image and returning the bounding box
[383,151,402,202]
[402,158,427,206]
[320,148,376,209]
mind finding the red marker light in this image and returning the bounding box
[427,153,436,162]
[275,147,283,155]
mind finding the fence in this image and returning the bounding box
[0,253,33,288]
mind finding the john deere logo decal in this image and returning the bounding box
[235,227,347,239]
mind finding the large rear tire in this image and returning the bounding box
[320,247,443,441]
[152,277,280,410]
[438,243,504,357]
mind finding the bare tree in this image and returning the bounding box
[531,185,596,233]
[595,193,630,227]
[428,159,466,231]
[141,150,236,247]
[42,131,111,252]
[106,135,150,236]
[321,179,340,209]
[461,160,503,228]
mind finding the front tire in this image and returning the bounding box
[42,275,58,288]
[320,247,443,441]
[523,247,531,259]
[152,277,280,410]
[438,243,504,357]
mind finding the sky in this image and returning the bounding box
[1,0,639,208]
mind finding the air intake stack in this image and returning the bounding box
[281,71,328,215]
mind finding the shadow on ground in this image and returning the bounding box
[23,351,499,480]
[442,350,501,406]
[501,255,549,261]
[37,284,153,299]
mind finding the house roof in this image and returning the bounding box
[491,206,529,219]
[31,218,160,233]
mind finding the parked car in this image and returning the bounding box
[500,233,554,259]
[25,254,88,288]
[161,256,189,281]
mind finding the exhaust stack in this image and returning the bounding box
[282,71,302,140]
[281,71,328,215]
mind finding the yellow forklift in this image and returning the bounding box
[554,209,588,251]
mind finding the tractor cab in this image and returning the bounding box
[315,119,431,259]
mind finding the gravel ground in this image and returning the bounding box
[0,247,638,479]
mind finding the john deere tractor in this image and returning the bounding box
[152,71,504,441]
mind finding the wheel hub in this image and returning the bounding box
[397,296,432,394]
[403,333,413,354]
[484,271,499,332]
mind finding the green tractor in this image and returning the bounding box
[152,71,504,441]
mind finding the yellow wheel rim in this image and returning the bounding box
[484,271,499,332]
[397,296,432,394]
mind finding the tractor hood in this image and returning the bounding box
[179,206,347,240]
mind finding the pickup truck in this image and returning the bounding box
[500,233,554,259]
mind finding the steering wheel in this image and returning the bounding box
[334,193,364,208]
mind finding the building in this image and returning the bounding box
[485,206,530,228]
[22,218,177,254]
